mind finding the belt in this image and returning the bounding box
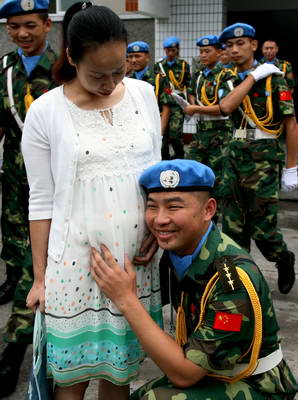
[200,114,229,121]
[233,128,276,140]
[232,345,283,376]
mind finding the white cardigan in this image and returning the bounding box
[22,77,162,262]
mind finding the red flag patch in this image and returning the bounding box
[279,91,292,101]
[213,311,242,332]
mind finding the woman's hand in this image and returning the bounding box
[91,245,137,310]
[26,280,45,312]
[133,233,159,265]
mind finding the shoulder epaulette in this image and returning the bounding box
[213,255,242,292]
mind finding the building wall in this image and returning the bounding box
[155,0,226,133]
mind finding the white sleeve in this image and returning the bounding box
[21,102,54,220]
[147,83,162,162]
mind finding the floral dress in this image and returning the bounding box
[45,87,163,386]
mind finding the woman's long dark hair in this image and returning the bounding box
[53,3,128,84]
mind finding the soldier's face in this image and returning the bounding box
[6,14,51,56]
[225,37,257,69]
[127,52,150,71]
[262,41,278,61]
[68,40,126,97]
[145,191,216,255]
[199,46,221,67]
[219,49,231,65]
[164,47,179,61]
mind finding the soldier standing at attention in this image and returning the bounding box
[184,35,233,213]
[127,40,171,136]
[91,159,298,400]
[218,23,298,295]
[260,39,294,93]
[0,0,56,396]
[155,36,191,160]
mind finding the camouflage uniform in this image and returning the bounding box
[154,58,191,159]
[130,67,172,112]
[186,64,233,203]
[260,57,294,91]
[131,224,298,400]
[222,66,294,260]
[0,46,56,343]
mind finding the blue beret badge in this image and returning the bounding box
[202,38,210,45]
[160,170,180,188]
[21,0,35,11]
[234,27,244,37]
[133,45,140,52]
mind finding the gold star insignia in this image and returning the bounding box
[223,263,235,290]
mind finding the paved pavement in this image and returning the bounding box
[0,200,297,399]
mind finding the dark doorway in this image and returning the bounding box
[227,9,298,114]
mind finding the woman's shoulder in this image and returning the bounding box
[30,86,63,112]
[124,77,154,95]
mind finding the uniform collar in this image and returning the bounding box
[202,62,221,77]
[134,65,149,80]
[237,59,258,80]
[13,44,56,75]
[169,221,213,279]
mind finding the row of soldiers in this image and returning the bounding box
[125,27,297,295]
[0,0,297,395]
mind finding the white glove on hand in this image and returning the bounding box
[249,64,283,82]
[281,166,298,192]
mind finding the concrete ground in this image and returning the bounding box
[0,199,297,399]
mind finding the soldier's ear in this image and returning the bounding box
[251,39,258,52]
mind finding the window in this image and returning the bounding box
[49,0,78,15]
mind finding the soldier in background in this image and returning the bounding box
[184,35,233,214]
[91,159,298,400]
[219,44,234,70]
[155,36,191,159]
[219,23,298,295]
[0,0,56,396]
[260,39,294,93]
[127,40,171,135]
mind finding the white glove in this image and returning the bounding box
[249,64,283,82]
[281,166,298,192]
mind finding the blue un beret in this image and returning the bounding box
[163,36,180,48]
[139,159,215,193]
[219,23,256,43]
[196,35,220,47]
[127,41,150,54]
[0,0,49,18]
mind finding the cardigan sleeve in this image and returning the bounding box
[21,100,54,220]
[145,82,162,162]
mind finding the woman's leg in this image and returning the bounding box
[99,379,129,400]
[54,381,89,400]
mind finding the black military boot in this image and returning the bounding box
[0,270,20,305]
[276,250,296,294]
[0,342,27,398]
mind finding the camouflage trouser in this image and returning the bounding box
[162,106,185,160]
[3,247,34,344]
[1,173,30,274]
[222,140,287,261]
[186,126,232,202]
[1,166,34,344]
[130,375,279,400]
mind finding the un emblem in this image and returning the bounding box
[21,0,35,11]
[202,38,210,45]
[234,27,244,37]
[133,45,140,52]
[160,170,180,188]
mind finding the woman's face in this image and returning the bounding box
[70,40,127,97]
